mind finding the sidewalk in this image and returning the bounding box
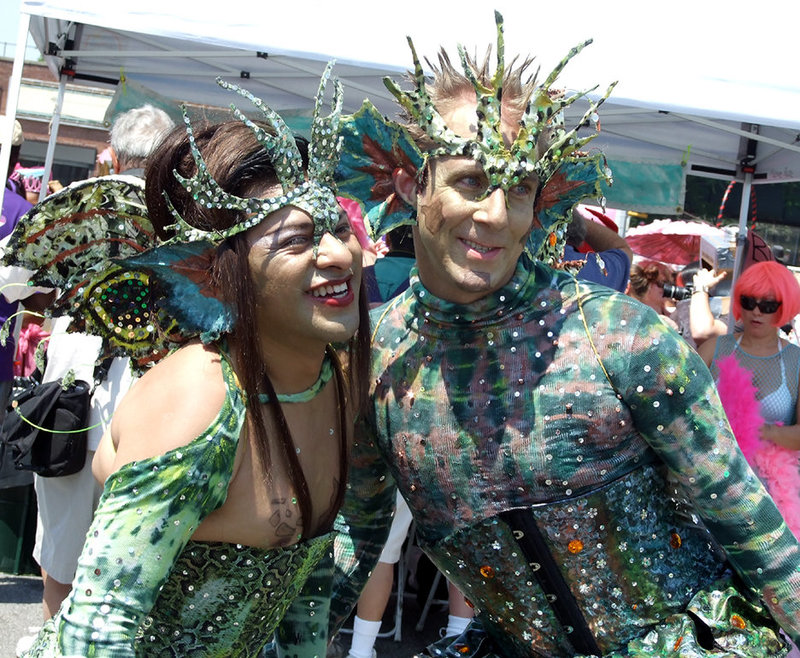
[0,573,42,658]
[0,571,446,658]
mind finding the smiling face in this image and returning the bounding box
[413,157,537,304]
[246,200,362,352]
[411,97,538,304]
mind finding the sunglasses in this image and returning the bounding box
[740,295,781,314]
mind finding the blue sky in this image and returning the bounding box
[1,0,42,60]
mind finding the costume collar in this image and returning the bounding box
[258,352,333,404]
[406,259,542,329]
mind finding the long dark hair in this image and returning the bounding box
[145,120,371,536]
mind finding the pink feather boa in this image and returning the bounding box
[715,353,800,538]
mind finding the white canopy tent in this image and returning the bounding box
[3,0,800,281]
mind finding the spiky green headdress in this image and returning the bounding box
[167,60,344,255]
[385,11,614,199]
[2,63,349,370]
[337,12,616,265]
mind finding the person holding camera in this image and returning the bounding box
[626,260,680,330]
[670,265,730,350]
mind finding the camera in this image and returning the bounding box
[662,283,693,301]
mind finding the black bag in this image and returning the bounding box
[0,376,91,478]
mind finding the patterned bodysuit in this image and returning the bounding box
[366,259,800,657]
[23,351,335,657]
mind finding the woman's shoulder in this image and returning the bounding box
[129,341,226,397]
[781,337,800,360]
[110,341,232,464]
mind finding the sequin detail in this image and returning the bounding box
[368,260,800,655]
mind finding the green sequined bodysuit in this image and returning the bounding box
[23,351,334,657]
[365,260,800,657]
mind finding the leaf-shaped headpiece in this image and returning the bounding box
[166,61,344,254]
[384,10,615,201]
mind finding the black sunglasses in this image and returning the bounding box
[740,295,781,314]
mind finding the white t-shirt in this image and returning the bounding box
[43,316,137,451]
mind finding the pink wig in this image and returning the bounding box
[732,260,800,327]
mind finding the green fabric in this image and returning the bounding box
[22,351,333,657]
[364,260,800,654]
[372,255,415,303]
[600,159,685,215]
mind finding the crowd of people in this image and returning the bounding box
[1,10,800,658]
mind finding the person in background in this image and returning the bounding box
[675,234,776,351]
[9,165,63,204]
[626,259,680,330]
[0,117,53,421]
[108,104,175,177]
[562,205,632,292]
[671,262,729,350]
[698,263,800,658]
[699,261,800,451]
[12,105,175,656]
[344,489,474,658]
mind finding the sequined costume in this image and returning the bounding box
[22,352,335,657]
[366,260,800,657]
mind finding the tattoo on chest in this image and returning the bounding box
[269,497,300,539]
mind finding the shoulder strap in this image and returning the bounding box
[574,279,623,399]
[370,295,405,345]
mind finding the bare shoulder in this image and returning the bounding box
[110,341,229,467]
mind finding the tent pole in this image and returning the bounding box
[39,76,67,202]
[0,12,31,215]
[727,171,753,332]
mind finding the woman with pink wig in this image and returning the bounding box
[699,261,800,542]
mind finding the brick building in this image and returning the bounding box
[1,57,113,186]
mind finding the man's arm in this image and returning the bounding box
[582,219,633,262]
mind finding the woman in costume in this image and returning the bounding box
[324,11,800,656]
[12,66,374,657]
[699,260,800,536]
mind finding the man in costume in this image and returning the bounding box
[333,11,800,657]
